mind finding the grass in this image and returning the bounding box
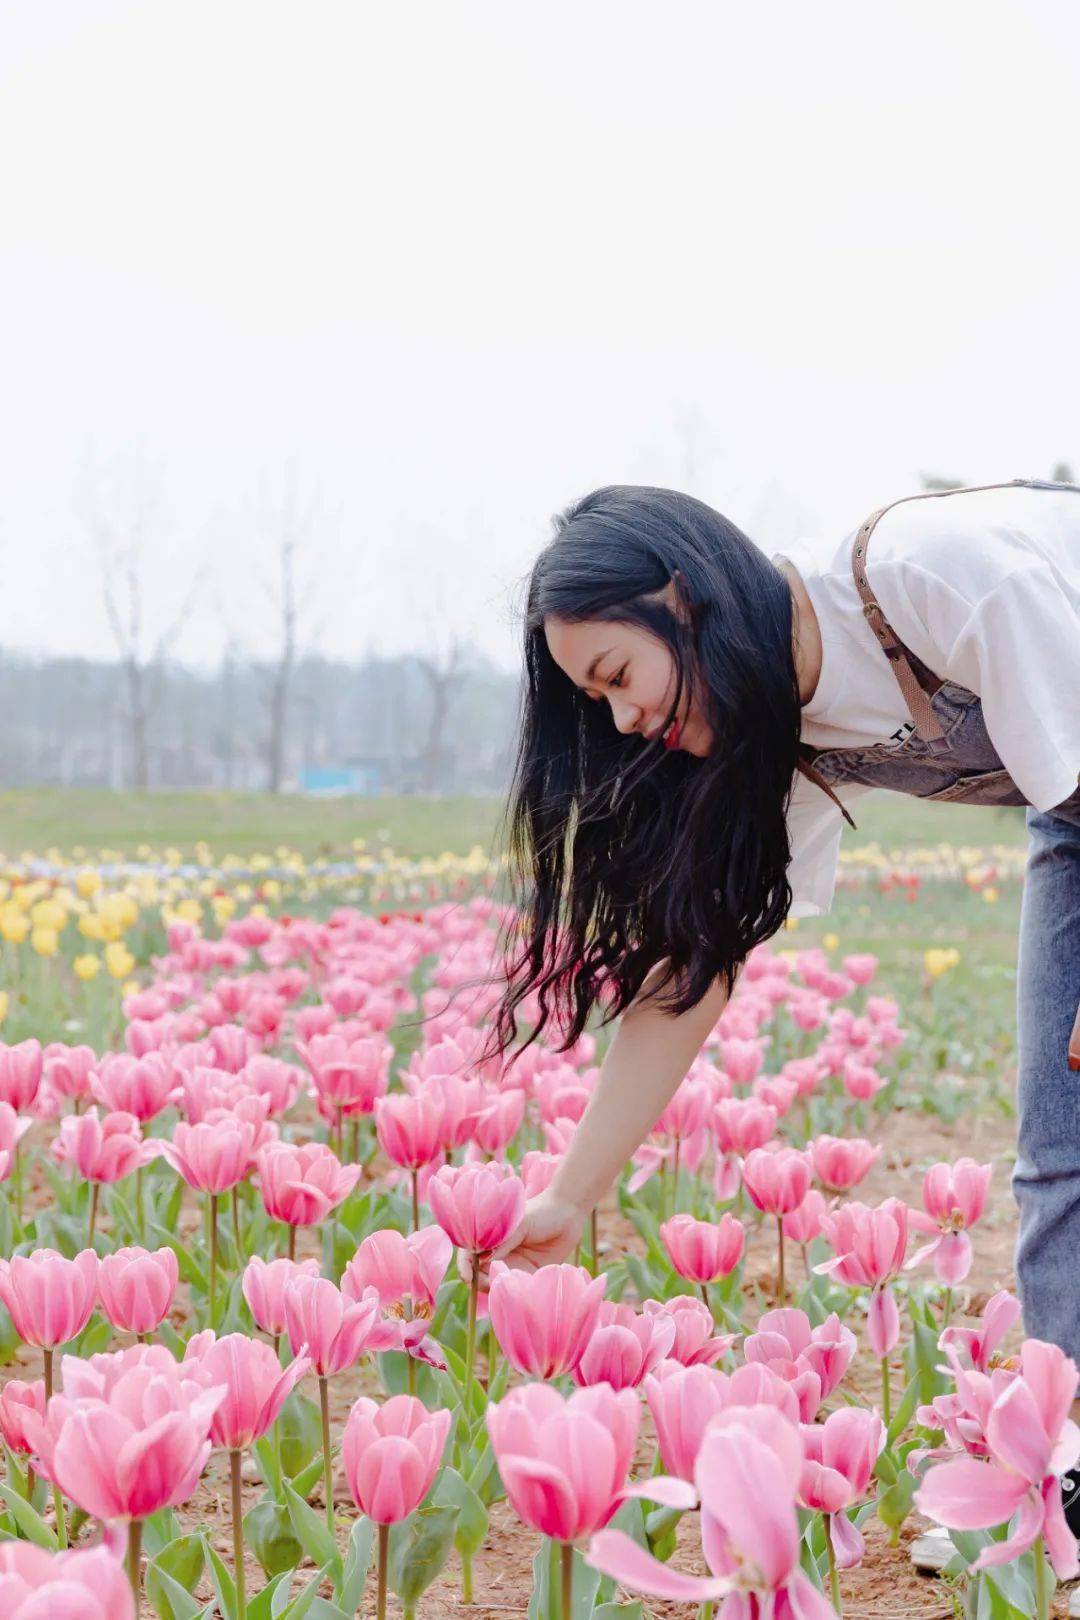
[0,787,1031,864]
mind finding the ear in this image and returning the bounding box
[663,569,701,631]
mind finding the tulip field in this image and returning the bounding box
[0,795,1061,1620]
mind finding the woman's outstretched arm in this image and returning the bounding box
[468,956,742,1282]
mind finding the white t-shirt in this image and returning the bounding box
[772,482,1080,917]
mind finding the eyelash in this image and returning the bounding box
[609,666,627,689]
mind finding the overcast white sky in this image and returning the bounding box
[2,1,1078,674]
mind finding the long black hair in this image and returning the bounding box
[480,484,807,1070]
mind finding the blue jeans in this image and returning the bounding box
[1014,801,1080,1357]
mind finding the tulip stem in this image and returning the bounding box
[407,1353,416,1397]
[560,1541,573,1620]
[826,1523,842,1615]
[1033,1534,1050,1620]
[209,1194,219,1329]
[230,1449,246,1620]
[777,1215,785,1305]
[127,1515,143,1608]
[697,1604,715,1620]
[287,1225,296,1263]
[699,1283,711,1314]
[411,1170,420,1234]
[232,1186,243,1260]
[136,1164,144,1244]
[941,1286,953,1330]
[464,1263,480,1395]
[589,1208,599,1278]
[880,1355,891,1428]
[89,1182,100,1248]
[319,1375,334,1536]
[12,1139,21,1230]
[377,1520,389,1620]
[461,1551,473,1603]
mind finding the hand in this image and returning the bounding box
[457,1190,589,1289]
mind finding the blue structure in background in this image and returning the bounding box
[298,761,382,796]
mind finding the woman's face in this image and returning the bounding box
[544,585,713,757]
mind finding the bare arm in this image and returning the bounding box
[548,957,741,1215]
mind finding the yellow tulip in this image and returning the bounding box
[983,887,999,904]
[104,942,136,980]
[31,899,67,932]
[784,915,799,931]
[31,926,59,957]
[0,910,30,945]
[0,991,7,1024]
[79,912,105,941]
[73,954,101,981]
[822,932,839,951]
[924,947,961,979]
[176,899,202,923]
[76,869,103,899]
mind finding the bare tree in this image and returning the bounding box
[76,455,207,789]
[256,469,333,792]
[416,635,469,792]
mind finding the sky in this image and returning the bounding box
[2,0,1079,674]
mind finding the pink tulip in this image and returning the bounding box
[242,1054,305,1117]
[741,1147,811,1216]
[656,1077,713,1141]
[0,1103,33,1183]
[711,1097,777,1155]
[302,1032,390,1117]
[0,1039,43,1112]
[184,1330,310,1450]
[24,1351,225,1522]
[427,1162,527,1255]
[641,1296,734,1368]
[842,953,879,986]
[374,1091,444,1169]
[98,1246,179,1336]
[784,1188,828,1245]
[89,1052,178,1122]
[0,1543,135,1620]
[809,1134,881,1193]
[815,1197,909,1289]
[906,1159,993,1285]
[586,1403,836,1617]
[0,1379,46,1455]
[159,1118,257,1194]
[343,1226,452,1312]
[718,1038,764,1087]
[281,1273,395,1376]
[915,1338,1080,1579]
[571,1299,676,1390]
[744,1308,857,1422]
[487,1382,690,1544]
[939,1289,1021,1374]
[43,1042,98,1105]
[52,1109,155,1185]
[242,1255,321,1337]
[256,1141,361,1227]
[0,1249,98,1350]
[799,1408,885,1568]
[342,1394,452,1522]
[643,1361,730,1479]
[487,1260,606,1378]
[660,1213,745,1284]
[520,1150,561,1197]
[472,1088,527,1156]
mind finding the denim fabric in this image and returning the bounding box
[1014,798,1080,1357]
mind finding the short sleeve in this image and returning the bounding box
[944,564,1080,810]
[784,769,871,917]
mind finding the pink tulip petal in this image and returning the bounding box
[972,1489,1043,1568]
[584,1529,730,1600]
[830,1510,865,1570]
[915,1456,1029,1531]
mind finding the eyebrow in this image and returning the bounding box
[583,649,613,687]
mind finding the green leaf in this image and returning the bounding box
[387,1502,459,1606]
[876,1466,918,1531]
[243,1573,293,1620]
[528,1538,603,1620]
[278,1391,324,1480]
[146,1557,211,1620]
[253,1434,283,1495]
[205,1537,239,1620]
[282,1479,342,1582]
[142,1508,182,1558]
[887,1372,921,1447]
[339,1515,375,1614]
[0,1482,57,1550]
[149,1221,208,1292]
[433,1465,488,1559]
[277,1565,336,1620]
[593,1604,645,1620]
[244,1499,304,1579]
[74,1313,113,1359]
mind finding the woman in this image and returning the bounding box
[476,478,1080,1376]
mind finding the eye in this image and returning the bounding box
[609,665,628,690]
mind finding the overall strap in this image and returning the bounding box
[851,479,1035,749]
[794,755,859,828]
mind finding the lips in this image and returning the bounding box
[663,720,681,750]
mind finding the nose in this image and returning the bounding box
[608,697,642,736]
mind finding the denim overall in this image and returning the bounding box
[793,478,1080,1357]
